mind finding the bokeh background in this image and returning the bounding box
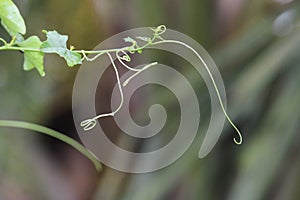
[1,0,300,199]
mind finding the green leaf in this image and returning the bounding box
[0,0,26,36]
[14,33,25,43]
[41,31,82,67]
[18,36,45,77]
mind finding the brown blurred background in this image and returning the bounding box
[1,0,300,199]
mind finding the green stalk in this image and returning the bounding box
[0,120,102,171]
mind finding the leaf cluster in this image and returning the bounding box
[0,0,82,77]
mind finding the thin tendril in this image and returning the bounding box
[81,50,104,62]
[77,25,242,144]
[152,39,243,144]
[116,50,141,72]
[106,53,124,116]
[122,62,158,87]
[80,53,125,131]
[0,37,7,46]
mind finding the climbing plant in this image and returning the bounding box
[0,0,242,171]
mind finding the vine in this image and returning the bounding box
[0,0,242,170]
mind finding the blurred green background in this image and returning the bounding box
[1,0,300,199]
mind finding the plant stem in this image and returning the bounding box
[0,45,41,52]
[0,120,102,171]
[0,33,157,55]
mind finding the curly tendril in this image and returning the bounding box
[78,25,243,145]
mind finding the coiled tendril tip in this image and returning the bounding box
[80,119,97,131]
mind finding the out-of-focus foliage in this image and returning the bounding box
[1,0,300,199]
